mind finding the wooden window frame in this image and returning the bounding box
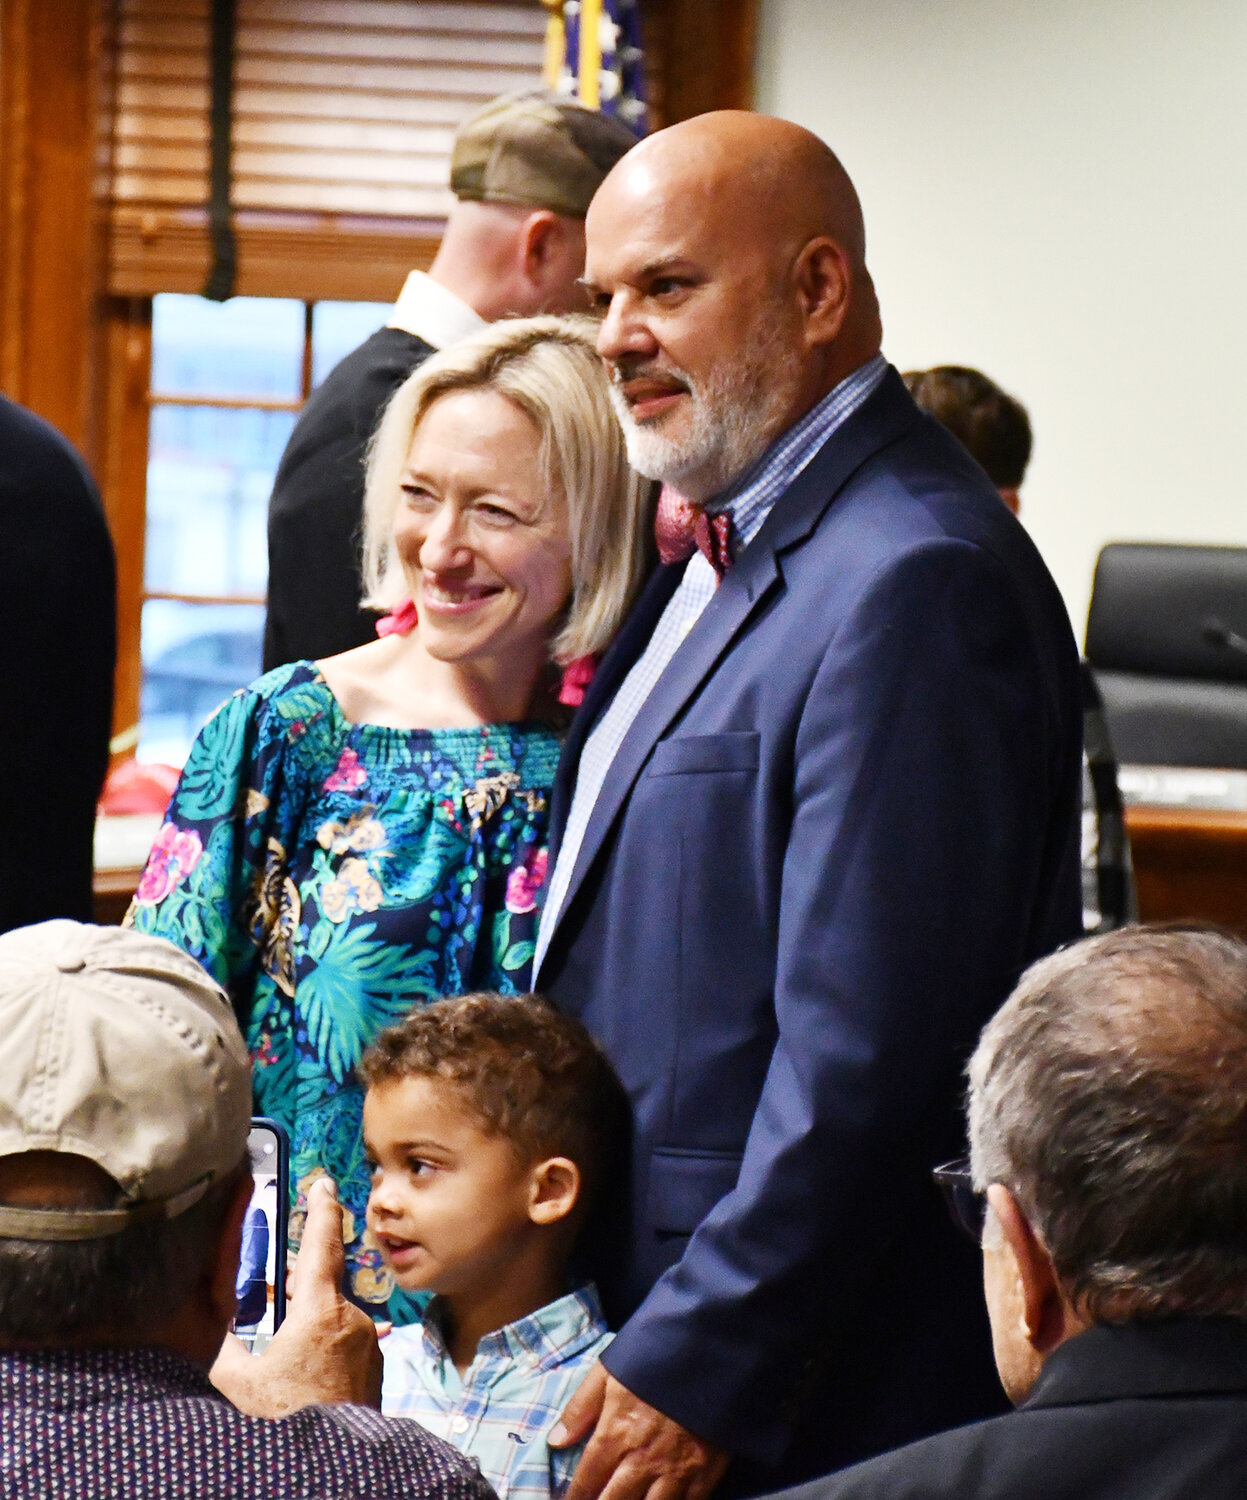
[143,296,311,616]
[3,0,759,763]
[98,295,154,755]
[110,293,395,747]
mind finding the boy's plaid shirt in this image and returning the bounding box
[381,1285,612,1500]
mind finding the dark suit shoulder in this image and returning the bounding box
[0,394,114,593]
[756,371,1058,611]
[783,398,1079,699]
[310,324,435,428]
[0,393,108,522]
[273,325,435,489]
[777,1391,1247,1500]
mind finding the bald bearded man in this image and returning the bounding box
[535,114,1084,1498]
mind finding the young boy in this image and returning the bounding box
[361,992,631,1500]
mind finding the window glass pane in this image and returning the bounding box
[145,404,294,596]
[151,293,305,399]
[312,300,392,385]
[140,599,264,767]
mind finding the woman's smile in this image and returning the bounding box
[420,575,503,614]
[392,387,573,680]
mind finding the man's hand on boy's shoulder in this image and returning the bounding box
[552,1362,729,1500]
[212,1177,384,1417]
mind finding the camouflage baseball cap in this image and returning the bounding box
[450,89,638,218]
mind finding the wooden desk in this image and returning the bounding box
[93,867,141,926]
[1125,805,1247,933]
[92,814,160,925]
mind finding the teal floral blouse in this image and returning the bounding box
[127,661,560,1317]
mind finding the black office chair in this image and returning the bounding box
[1085,542,1247,768]
[1080,660,1136,932]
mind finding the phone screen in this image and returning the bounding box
[233,1117,289,1350]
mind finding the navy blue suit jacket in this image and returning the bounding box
[537,369,1083,1482]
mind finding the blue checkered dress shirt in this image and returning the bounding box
[381,1284,612,1500]
[534,355,890,976]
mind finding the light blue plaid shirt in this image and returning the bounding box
[380,1285,612,1500]
[534,356,890,976]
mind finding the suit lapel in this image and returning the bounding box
[547,368,921,943]
[548,561,683,855]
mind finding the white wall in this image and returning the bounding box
[755,0,1247,641]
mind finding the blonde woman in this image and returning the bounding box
[129,317,649,1319]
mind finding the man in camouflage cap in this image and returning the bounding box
[263,90,639,671]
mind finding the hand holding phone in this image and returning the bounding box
[212,1176,383,1415]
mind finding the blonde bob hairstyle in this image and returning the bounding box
[360,315,650,667]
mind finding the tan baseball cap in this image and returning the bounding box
[0,921,251,1241]
[450,88,638,218]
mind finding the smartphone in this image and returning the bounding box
[233,1117,289,1350]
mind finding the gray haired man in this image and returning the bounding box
[0,920,493,1500]
[768,925,1247,1500]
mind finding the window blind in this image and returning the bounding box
[108,0,548,301]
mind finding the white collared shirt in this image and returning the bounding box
[387,270,486,350]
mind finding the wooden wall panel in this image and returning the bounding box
[0,0,31,397]
[0,0,108,459]
[643,0,758,126]
[1126,806,1247,936]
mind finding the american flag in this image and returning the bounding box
[542,0,648,136]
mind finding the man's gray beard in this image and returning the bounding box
[609,311,804,500]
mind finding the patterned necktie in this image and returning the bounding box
[653,483,735,582]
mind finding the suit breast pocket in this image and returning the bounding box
[649,732,760,777]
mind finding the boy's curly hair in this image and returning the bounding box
[361,993,631,1211]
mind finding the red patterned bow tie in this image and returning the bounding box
[653,484,735,582]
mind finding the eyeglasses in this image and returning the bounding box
[932,1158,988,1242]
